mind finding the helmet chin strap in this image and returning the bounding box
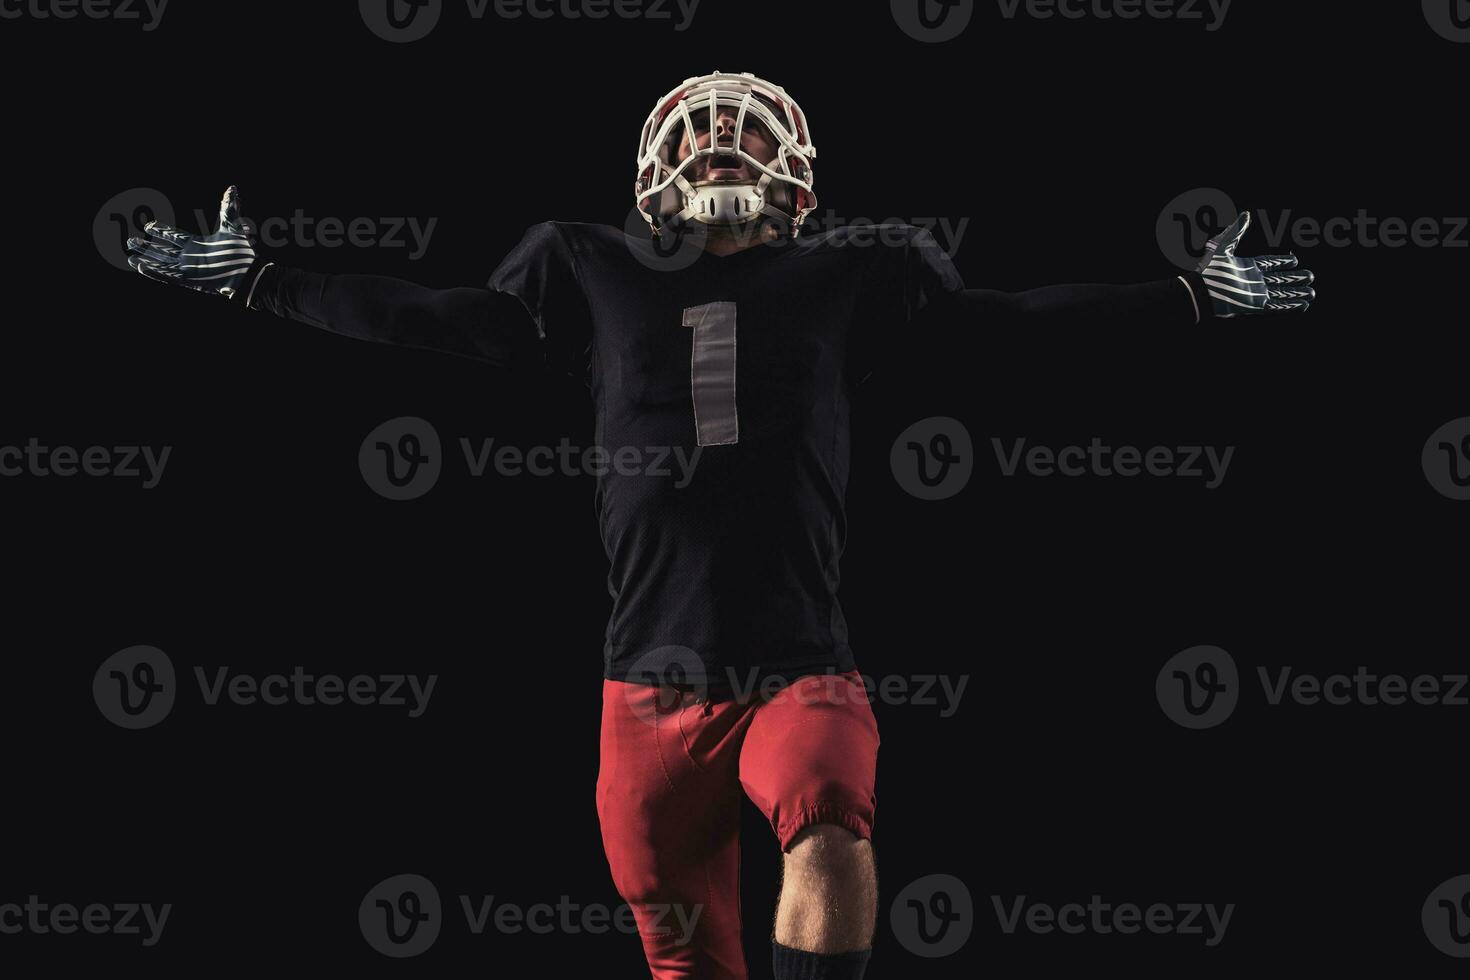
[670,172,791,230]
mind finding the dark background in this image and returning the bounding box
[4,0,1467,973]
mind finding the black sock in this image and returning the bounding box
[772,941,871,979]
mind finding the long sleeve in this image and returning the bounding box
[849,224,1212,384]
[246,264,537,366]
[935,271,1211,328]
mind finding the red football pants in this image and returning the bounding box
[596,670,880,979]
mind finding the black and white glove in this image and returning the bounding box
[1196,211,1315,317]
[127,186,259,300]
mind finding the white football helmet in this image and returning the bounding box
[635,71,817,237]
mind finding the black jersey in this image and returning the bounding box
[486,222,963,686]
[251,221,1204,687]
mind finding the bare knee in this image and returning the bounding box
[785,824,873,872]
[776,824,877,952]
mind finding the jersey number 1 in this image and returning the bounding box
[683,302,739,446]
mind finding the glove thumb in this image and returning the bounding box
[217,185,252,238]
[1196,210,1251,270]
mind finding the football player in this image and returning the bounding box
[126,71,1315,980]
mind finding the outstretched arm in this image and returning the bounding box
[126,186,537,367]
[926,211,1316,328]
[947,275,1206,327]
[245,264,531,366]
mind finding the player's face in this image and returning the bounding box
[672,103,780,184]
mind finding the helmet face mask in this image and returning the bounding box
[635,71,817,238]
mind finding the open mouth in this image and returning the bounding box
[706,153,745,175]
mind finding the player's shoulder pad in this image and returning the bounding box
[498,222,631,280]
[520,220,628,255]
